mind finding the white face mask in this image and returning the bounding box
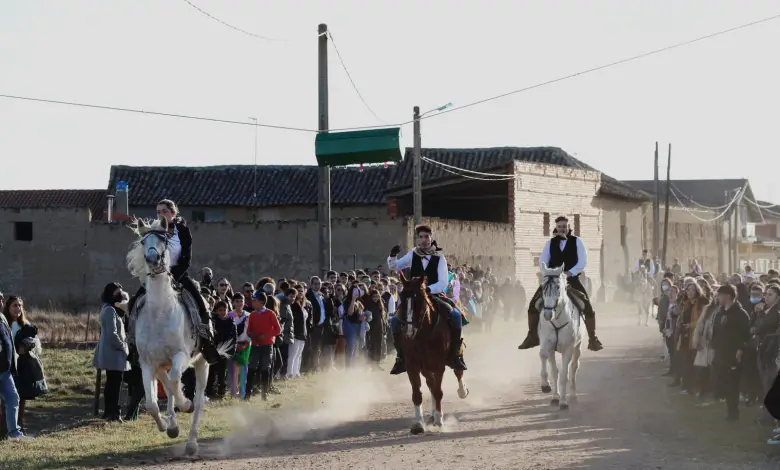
[661,284,670,292]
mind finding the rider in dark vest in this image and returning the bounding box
[518,215,604,352]
[126,199,221,365]
[387,225,467,375]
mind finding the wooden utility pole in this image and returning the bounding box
[653,142,660,262]
[317,23,332,274]
[413,106,422,226]
[727,189,733,274]
[661,143,671,271]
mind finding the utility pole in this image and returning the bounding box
[661,143,671,271]
[727,189,733,274]
[652,142,660,262]
[317,23,332,275]
[413,106,422,226]
[733,187,741,272]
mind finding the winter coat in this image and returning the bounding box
[93,304,131,372]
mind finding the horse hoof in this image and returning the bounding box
[427,416,435,425]
[166,426,180,439]
[182,400,195,413]
[550,398,560,406]
[559,403,570,411]
[185,440,199,456]
[541,385,552,394]
[410,423,425,435]
[457,387,469,399]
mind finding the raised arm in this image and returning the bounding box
[388,249,414,272]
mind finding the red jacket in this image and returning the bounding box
[246,308,281,346]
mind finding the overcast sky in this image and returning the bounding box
[1,1,778,203]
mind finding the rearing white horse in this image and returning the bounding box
[538,263,583,410]
[127,217,211,456]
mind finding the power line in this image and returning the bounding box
[2,14,777,134]
[327,31,386,124]
[180,0,289,42]
[414,13,780,125]
[669,184,746,222]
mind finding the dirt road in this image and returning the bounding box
[138,307,779,470]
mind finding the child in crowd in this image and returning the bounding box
[228,293,251,399]
[245,291,281,401]
[206,300,237,399]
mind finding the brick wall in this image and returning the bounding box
[512,162,602,292]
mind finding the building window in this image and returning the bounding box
[573,214,581,236]
[14,222,33,241]
[191,211,206,223]
[543,212,550,236]
[620,225,627,247]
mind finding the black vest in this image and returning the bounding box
[410,252,440,285]
[548,235,579,271]
[642,258,652,270]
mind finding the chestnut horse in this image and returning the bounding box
[397,275,468,435]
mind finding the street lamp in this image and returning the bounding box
[413,102,452,225]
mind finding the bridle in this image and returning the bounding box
[542,273,569,345]
[398,287,436,339]
[142,230,171,278]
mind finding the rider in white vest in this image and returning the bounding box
[387,225,467,375]
[518,216,603,352]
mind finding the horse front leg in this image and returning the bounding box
[141,364,167,432]
[539,346,551,394]
[168,352,194,414]
[156,370,179,438]
[454,369,469,399]
[569,344,582,404]
[548,354,560,406]
[407,368,425,435]
[424,371,444,429]
[185,357,209,456]
[558,348,573,410]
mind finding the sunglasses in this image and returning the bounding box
[219,283,228,287]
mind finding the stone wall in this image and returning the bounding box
[0,207,513,310]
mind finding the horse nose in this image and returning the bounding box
[543,310,552,321]
[145,248,161,264]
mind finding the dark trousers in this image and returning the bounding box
[206,358,228,397]
[677,348,696,391]
[308,326,324,372]
[276,343,288,378]
[246,345,273,399]
[764,370,780,420]
[182,368,196,401]
[103,370,124,419]
[715,361,742,418]
[665,337,676,373]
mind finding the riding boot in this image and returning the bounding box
[450,327,467,371]
[518,309,540,350]
[584,314,603,351]
[390,332,407,375]
[195,297,220,365]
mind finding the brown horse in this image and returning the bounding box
[397,275,468,435]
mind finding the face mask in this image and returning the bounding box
[661,284,670,292]
[751,296,762,304]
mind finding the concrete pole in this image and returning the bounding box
[317,23,332,274]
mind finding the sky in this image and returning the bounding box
[1,1,778,202]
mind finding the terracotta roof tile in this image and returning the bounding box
[0,189,106,215]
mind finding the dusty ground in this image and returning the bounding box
[112,307,780,469]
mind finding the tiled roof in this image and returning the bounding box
[623,179,763,222]
[386,147,650,201]
[0,189,106,214]
[107,165,391,207]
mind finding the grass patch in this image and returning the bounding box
[27,310,100,345]
[0,345,326,470]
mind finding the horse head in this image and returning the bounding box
[127,216,171,279]
[539,262,566,321]
[399,275,432,339]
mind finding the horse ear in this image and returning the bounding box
[159,216,168,231]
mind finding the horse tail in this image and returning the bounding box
[215,340,235,359]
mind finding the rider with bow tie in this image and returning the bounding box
[518,216,604,352]
[387,224,467,375]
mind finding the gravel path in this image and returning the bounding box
[132,307,780,470]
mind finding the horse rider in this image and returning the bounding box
[126,199,221,365]
[518,215,604,352]
[386,224,467,375]
[632,249,656,280]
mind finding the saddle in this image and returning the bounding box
[534,287,587,313]
[127,286,202,346]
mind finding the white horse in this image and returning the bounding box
[538,263,583,410]
[127,217,211,456]
[634,267,654,326]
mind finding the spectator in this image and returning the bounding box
[245,292,281,401]
[207,300,237,399]
[712,283,751,421]
[0,297,30,439]
[93,284,130,422]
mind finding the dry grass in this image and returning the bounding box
[27,310,100,345]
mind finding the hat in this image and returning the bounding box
[251,291,267,303]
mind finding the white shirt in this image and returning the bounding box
[388,249,449,294]
[632,258,656,275]
[539,237,587,277]
[168,226,182,267]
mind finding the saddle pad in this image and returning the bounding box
[127,288,201,346]
[534,287,586,313]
